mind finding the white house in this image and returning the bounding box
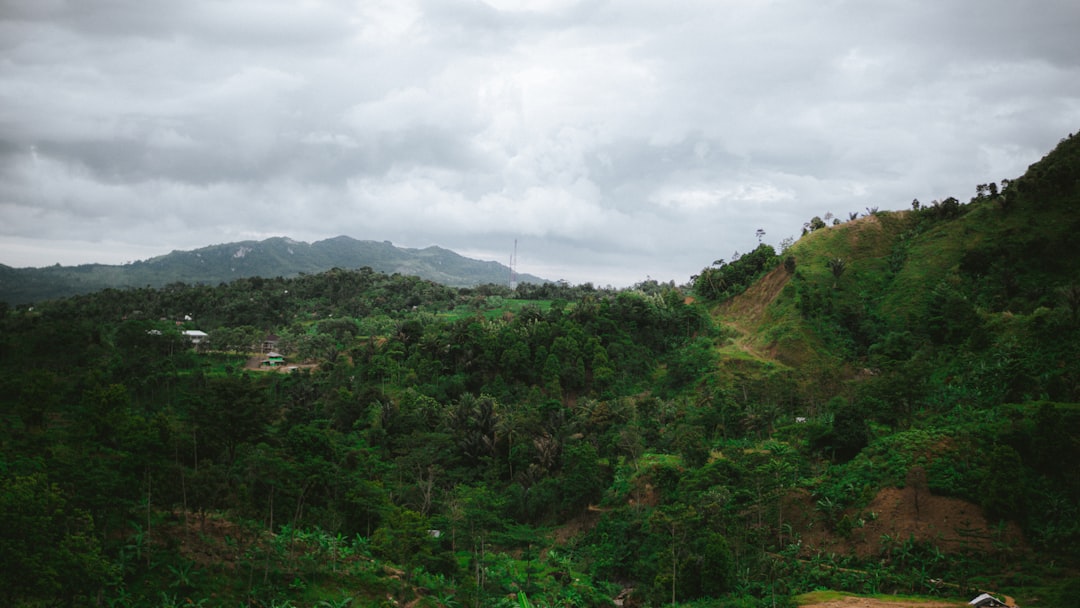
[969,593,1009,607]
[182,330,208,345]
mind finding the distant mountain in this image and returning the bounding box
[0,236,547,305]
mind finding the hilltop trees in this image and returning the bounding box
[692,243,779,301]
[803,216,827,235]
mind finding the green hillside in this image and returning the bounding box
[1,135,1078,607]
[719,133,1080,410]
[0,236,547,305]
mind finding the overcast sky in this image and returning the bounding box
[2,0,1079,286]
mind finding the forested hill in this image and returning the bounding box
[1,134,1078,608]
[0,235,547,305]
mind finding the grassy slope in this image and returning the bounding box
[723,140,1080,377]
[709,212,908,400]
[700,135,1080,607]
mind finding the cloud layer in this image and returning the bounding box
[2,0,1079,285]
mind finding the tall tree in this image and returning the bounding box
[826,257,847,289]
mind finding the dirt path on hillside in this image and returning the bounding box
[717,264,792,328]
[721,319,770,361]
[798,598,966,608]
[713,264,793,364]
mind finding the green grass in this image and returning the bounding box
[729,191,1080,370]
[175,352,249,376]
[439,298,555,321]
[792,590,850,604]
[637,452,683,468]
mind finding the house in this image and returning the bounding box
[182,330,208,345]
[263,352,285,367]
[969,593,1008,607]
[262,333,280,353]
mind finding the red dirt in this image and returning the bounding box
[798,597,965,608]
[717,264,792,330]
[784,467,1026,560]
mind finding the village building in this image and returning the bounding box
[262,352,285,367]
[182,330,208,346]
[969,593,1010,607]
[262,333,280,353]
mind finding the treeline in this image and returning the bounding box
[692,244,781,302]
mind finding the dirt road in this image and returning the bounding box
[799,598,966,608]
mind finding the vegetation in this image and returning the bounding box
[2,133,1079,607]
[692,244,780,301]
[0,236,547,305]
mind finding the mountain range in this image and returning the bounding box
[0,236,547,305]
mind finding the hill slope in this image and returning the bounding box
[718,132,1080,388]
[693,134,1080,606]
[0,235,547,305]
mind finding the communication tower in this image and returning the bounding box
[508,239,518,289]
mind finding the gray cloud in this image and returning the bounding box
[2,0,1078,286]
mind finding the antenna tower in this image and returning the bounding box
[508,239,518,289]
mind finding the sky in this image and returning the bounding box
[2,1,1079,287]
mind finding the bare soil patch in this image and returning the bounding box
[712,264,795,367]
[798,597,965,608]
[718,265,792,330]
[550,507,604,545]
[784,474,1026,560]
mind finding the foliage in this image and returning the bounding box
[0,236,549,305]
[693,244,779,301]
[1,134,1080,607]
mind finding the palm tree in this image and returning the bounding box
[826,257,847,289]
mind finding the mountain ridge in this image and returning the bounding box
[0,235,547,305]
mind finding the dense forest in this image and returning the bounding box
[2,134,1080,607]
